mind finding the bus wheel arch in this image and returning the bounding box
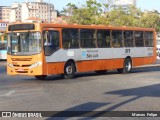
[64,59,76,79]
[117,57,132,73]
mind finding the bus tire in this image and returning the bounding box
[35,75,47,80]
[95,70,107,74]
[117,58,132,73]
[64,61,76,79]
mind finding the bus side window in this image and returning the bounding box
[124,31,134,47]
[80,29,96,48]
[43,30,60,56]
[50,31,59,48]
[44,31,51,46]
[135,31,144,47]
[62,29,79,49]
[145,32,153,47]
[112,30,123,47]
[97,30,110,48]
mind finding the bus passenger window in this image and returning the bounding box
[44,31,51,46]
[62,29,79,49]
[124,31,134,47]
[144,32,153,47]
[112,31,123,47]
[43,30,60,56]
[80,29,96,48]
[135,31,144,47]
[97,30,110,48]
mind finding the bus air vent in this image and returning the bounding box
[11,58,32,61]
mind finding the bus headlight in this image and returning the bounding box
[29,62,42,69]
[7,63,14,69]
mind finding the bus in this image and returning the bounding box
[0,41,7,60]
[156,35,160,59]
[157,45,160,59]
[6,22,156,80]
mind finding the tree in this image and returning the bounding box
[63,0,160,31]
[62,3,78,17]
[105,6,142,27]
[139,12,160,31]
[0,33,7,41]
[63,0,104,24]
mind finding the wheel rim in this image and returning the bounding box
[125,61,131,71]
[66,66,73,74]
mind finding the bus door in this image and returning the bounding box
[43,28,60,63]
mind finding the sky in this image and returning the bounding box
[0,0,160,12]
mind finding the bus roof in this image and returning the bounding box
[41,23,155,31]
[7,22,155,32]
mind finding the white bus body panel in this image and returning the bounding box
[45,47,154,63]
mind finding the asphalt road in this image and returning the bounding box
[0,60,160,119]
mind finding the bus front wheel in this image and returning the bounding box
[117,58,132,73]
[64,61,76,79]
[35,75,47,80]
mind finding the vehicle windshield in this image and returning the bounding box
[7,32,42,55]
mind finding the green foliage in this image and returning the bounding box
[63,0,160,31]
[0,34,7,41]
[139,12,160,30]
[0,35,2,40]
[63,0,103,24]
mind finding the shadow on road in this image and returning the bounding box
[47,102,110,119]
[46,83,160,119]
[25,66,160,81]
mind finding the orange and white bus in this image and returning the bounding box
[6,22,156,79]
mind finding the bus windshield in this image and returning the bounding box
[7,32,42,55]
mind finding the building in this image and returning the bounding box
[144,9,160,15]
[0,20,8,34]
[0,6,11,21]
[21,0,57,22]
[1,0,57,22]
[52,16,67,24]
[0,7,2,20]
[10,2,22,22]
[114,0,136,8]
[24,17,41,23]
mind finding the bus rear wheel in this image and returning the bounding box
[35,75,47,80]
[117,58,132,73]
[64,61,76,79]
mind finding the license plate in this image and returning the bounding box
[18,69,24,72]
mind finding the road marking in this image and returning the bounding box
[0,90,16,97]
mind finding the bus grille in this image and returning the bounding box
[13,65,31,67]
[16,71,28,73]
[11,58,32,61]
[15,69,28,73]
